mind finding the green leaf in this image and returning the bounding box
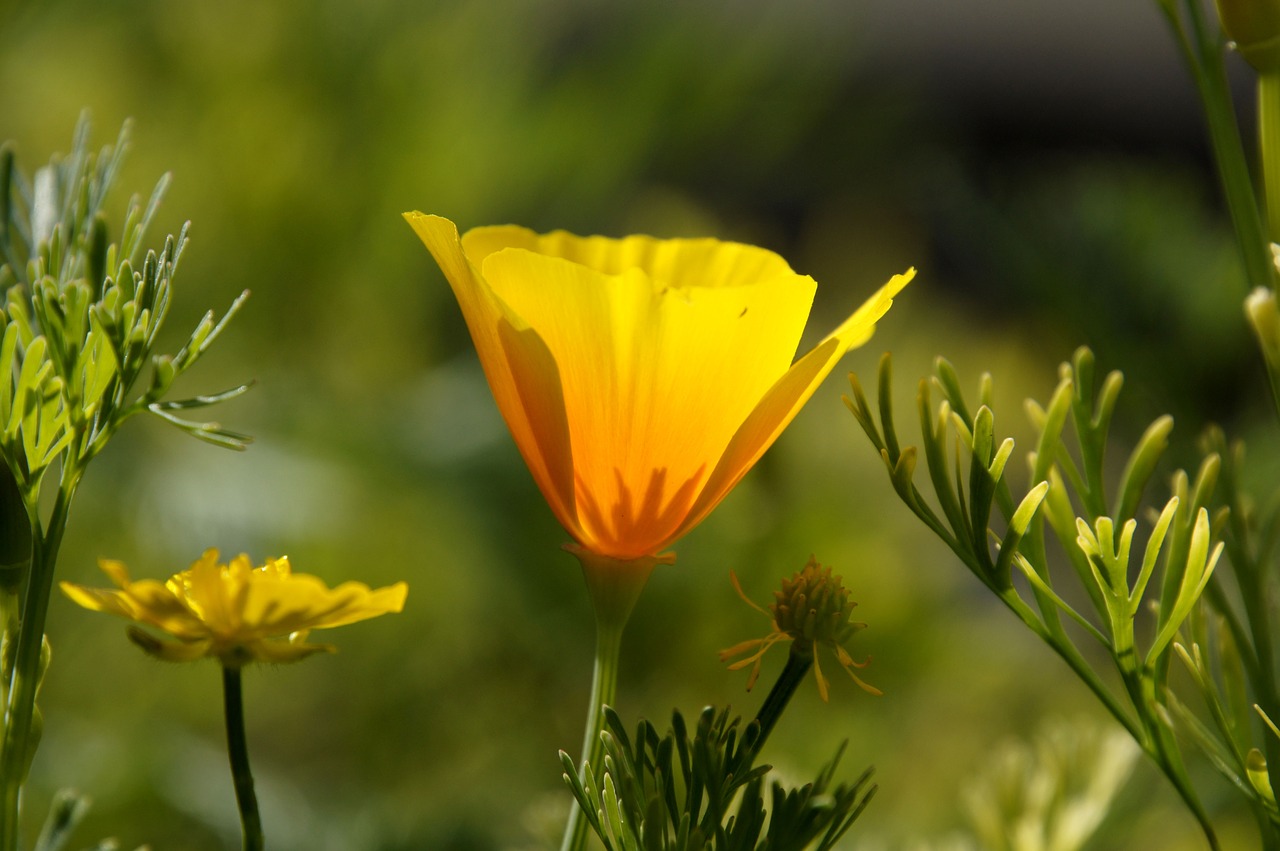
[1149,509,1223,666]
[1013,554,1109,648]
[0,323,19,437]
[994,481,1049,587]
[1116,415,1174,523]
[842,372,886,456]
[32,788,92,851]
[9,337,52,440]
[120,173,170,266]
[933,356,973,425]
[919,387,968,555]
[147,383,254,411]
[76,326,117,420]
[877,353,899,460]
[1129,498,1179,617]
[1042,467,1109,623]
[172,287,248,372]
[144,405,252,451]
[966,406,999,564]
[1165,681,1257,801]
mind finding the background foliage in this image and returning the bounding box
[2,0,1273,848]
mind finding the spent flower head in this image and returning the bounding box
[720,556,880,702]
[60,549,407,666]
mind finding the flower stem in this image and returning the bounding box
[1240,557,1280,838]
[558,546,660,851]
[1161,0,1273,292]
[751,647,812,757]
[222,666,264,851]
[1139,672,1221,851]
[559,618,623,851]
[0,479,76,851]
[1260,72,1280,248]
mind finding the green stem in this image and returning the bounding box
[1166,0,1273,292]
[1006,583,1218,847]
[1255,74,1280,424]
[559,618,623,851]
[999,590,1146,743]
[0,479,76,851]
[1260,72,1280,248]
[1140,674,1221,851]
[751,648,812,756]
[0,465,29,600]
[558,545,659,851]
[222,666,264,851]
[1240,560,1280,832]
[1256,806,1280,851]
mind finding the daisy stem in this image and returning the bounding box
[560,618,623,851]
[751,646,812,758]
[222,665,264,851]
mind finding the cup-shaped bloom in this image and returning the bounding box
[60,550,408,666]
[407,213,912,561]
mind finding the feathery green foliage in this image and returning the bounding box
[846,348,1229,848]
[0,116,250,851]
[560,705,874,851]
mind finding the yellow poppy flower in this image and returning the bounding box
[60,550,408,666]
[405,213,913,562]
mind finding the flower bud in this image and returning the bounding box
[1247,747,1277,805]
[1247,286,1280,373]
[1217,0,1280,72]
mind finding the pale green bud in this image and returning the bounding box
[1247,286,1280,372]
[1248,747,1277,805]
[1217,0,1280,72]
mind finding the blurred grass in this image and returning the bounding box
[3,0,1276,848]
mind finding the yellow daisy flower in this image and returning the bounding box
[60,549,407,666]
[405,213,912,562]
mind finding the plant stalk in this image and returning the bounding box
[0,479,76,851]
[223,665,264,851]
[751,647,812,756]
[559,546,658,851]
[559,618,623,851]
[1140,673,1221,851]
[1166,0,1273,292]
[1260,72,1280,249]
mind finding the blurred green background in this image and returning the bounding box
[2,0,1276,848]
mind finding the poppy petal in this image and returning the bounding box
[481,245,815,556]
[405,212,578,532]
[677,269,915,539]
